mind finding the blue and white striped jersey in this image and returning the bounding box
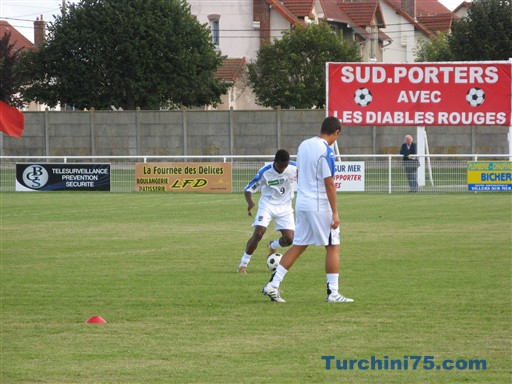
[244,162,297,207]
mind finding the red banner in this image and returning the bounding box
[327,62,512,126]
[0,100,25,137]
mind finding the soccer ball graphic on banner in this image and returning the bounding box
[267,253,282,271]
[354,88,373,107]
[466,87,485,107]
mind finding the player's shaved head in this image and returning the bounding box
[274,149,290,163]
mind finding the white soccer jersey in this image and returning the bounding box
[295,136,336,212]
[244,162,297,209]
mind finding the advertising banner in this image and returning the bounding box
[136,163,232,192]
[16,163,111,191]
[335,162,365,192]
[467,161,511,191]
[327,62,512,126]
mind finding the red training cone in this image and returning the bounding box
[87,316,107,324]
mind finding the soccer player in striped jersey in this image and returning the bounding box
[237,149,297,274]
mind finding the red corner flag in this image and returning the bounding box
[0,100,25,138]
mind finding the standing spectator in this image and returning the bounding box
[400,135,419,193]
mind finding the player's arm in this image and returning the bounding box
[324,176,339,229]
[244,190,255,216]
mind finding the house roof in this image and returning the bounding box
[416,13,452,33]
[0,20,35,52]
[266,0,304,25]
[281,0,315,17]
[319,0,352,24]
[262,0,393,43]
[328,0,390,41]
[413,0,451,15]
[215,58,246,83]
[382,0,453,36]
[338,0,385,28]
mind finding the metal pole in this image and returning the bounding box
[509,126,512,161]
[388,155,392,194]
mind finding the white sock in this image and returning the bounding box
[239,252,252,268]
[326,273,339,296]
[270,264,288,288]
[270,239,281,250]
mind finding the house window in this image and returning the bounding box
[208,14,220,47]
[212,20,219,46]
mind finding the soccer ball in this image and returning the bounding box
[354,88,373,107]
[466,87,485,107]
[266,253,282,271]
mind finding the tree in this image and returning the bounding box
[415,33,452,62]
[449,0,512,61]
[0,32,23,108]
[416,0,512,62]
[16,0,226,110]
[247,22,361,109]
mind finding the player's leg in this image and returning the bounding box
[279,244,307,270]
[325,238,353,303]
[325,244,340,273]
[246,225,267,254]
[275,210,309,272]
[262,244,307,302]
[293,211,353,303]
[262,211,308,301]
[268,231,293,253]
[238,207,272,273]
[238,225,266,273]
[269,210,295,253]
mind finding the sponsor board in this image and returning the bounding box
[16,163,110,191]
[135,163,232,192]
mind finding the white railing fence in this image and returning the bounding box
[0,154,509,193]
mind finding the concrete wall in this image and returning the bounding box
[1,109,509,157]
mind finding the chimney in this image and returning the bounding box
[34,15,46,47]
[253,0,271,44]
[401,0,416,19]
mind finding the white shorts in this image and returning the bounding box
[252,204,295,231]
[293,211,340,246]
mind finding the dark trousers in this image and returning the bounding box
[404,163,418,192]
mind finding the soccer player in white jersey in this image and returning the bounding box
[262,116,354,303]
[237,149,297,274]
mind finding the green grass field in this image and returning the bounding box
[1,192,510,383]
